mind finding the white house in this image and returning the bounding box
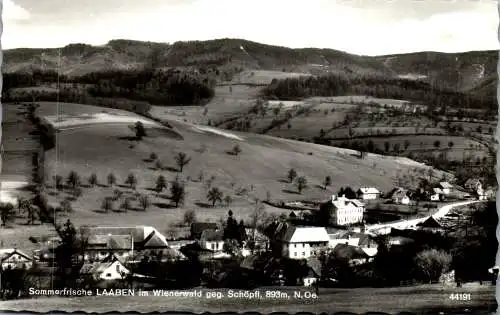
[357,187,381,200]
[0,248,33,270]
[80,254,130,281]
[279,226,330,259]
[439,182,453,195]
[199,229,224,251]
[430,188,443,201]
[330,195,365,226]
[391,188,411,205]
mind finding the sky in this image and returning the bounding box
[2,0,499,56]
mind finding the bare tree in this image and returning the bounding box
[107,173,117,187]
[156,175,168,192]
[174,152,191,172]
[138,195,151,211]
[88,173,98,188]
[170,177,186,207]
[0,203,15,227]
[66,171,80,189]
[295,176,308,194]
[183,209,197,226]
[287,168,297,183]
[125,173,138,190]
[101,197,114,213]
[323,176,332,190]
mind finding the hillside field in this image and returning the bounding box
[0,101,449,252]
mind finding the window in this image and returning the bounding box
[211,243,215,250]
[294,252,297,257]
[294,244,297,248]
[302,252,305,257]
[106,273,111,278]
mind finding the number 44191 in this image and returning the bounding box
[449,293,471,301]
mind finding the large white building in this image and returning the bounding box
[279,226,329,259]
[330,195,365,226]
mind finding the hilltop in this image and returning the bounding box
[2,38,497,94]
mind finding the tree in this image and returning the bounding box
[22,202,38,225]
[295,176,308,194]
[135,121,147,140]
[53,175,63,191]
[248,200,267,251]
[155,159,164,170]
[224,195,233,207]
[138,195,150,211]
[170,177,186,207]
[66,171,80,189]
[125,173,138,189]
[384,141,390,152]
[88,173,98,188]
[404,140,410,151]
[0,203,15,227]
[101,197,114,213]
[60,200,73,213]
[207,187,223,207]
[156,175,167,192]
[107,173,117,187]
[414,249,452,283]
[120,197,132,212]
[183,209,196,226]
[174,152,191,172]
[323,176,332,190]
[434,140,441,149]
[231,144,242,156]
[448,141,454,149]
[287,168,297,183]
[149,152,158,161]
[393,143,401,153]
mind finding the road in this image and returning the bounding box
[365,200,483,234]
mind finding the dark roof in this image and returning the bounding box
[416,216,444,228]
[87,234,133,250]
[332,244,369,260]
[200,229,223,242]
[191,222,218,238]
[307,256,322,277]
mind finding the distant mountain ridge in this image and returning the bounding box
[2,38,497,94]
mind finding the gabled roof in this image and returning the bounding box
[417,216,444,228]
[350,200,365,208]
[439,182,453,189]
[80,254,128,275]
[85,226,168,249]
[281,226,329,243]
[307,256,322,277]
[433,188,443,194]
[358,187,380,194]
[391,188,409,199]
[0,248,32,262]
[200,229,223,242]
[332,197,364,210]
[332,244,369,260]
[191,222,218,238]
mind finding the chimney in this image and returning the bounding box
[331,195,336,202]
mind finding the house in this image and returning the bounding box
[304,257,321,287]
[79,254,130,281]
[83,226,170,262]
[331,243,370,266]
[199,229,224,251]
[357,187,381,200]
[0,248,33,269]
[439,182,453,195]
[357,234,378,257]
[430,188,443,201]
[278,226,330,259]
[320,195,365,226]
[464,178,482,192]
[190,222,218,239]
[416,216,445,233]
[391,188,411,205]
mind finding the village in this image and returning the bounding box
[0,176,495,297]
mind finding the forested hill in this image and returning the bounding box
[3,38,497,95]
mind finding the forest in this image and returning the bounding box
[260,74,497,111]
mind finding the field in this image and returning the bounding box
[229,70,312,85]
[0,101,448,252]
[0,284,495,313]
